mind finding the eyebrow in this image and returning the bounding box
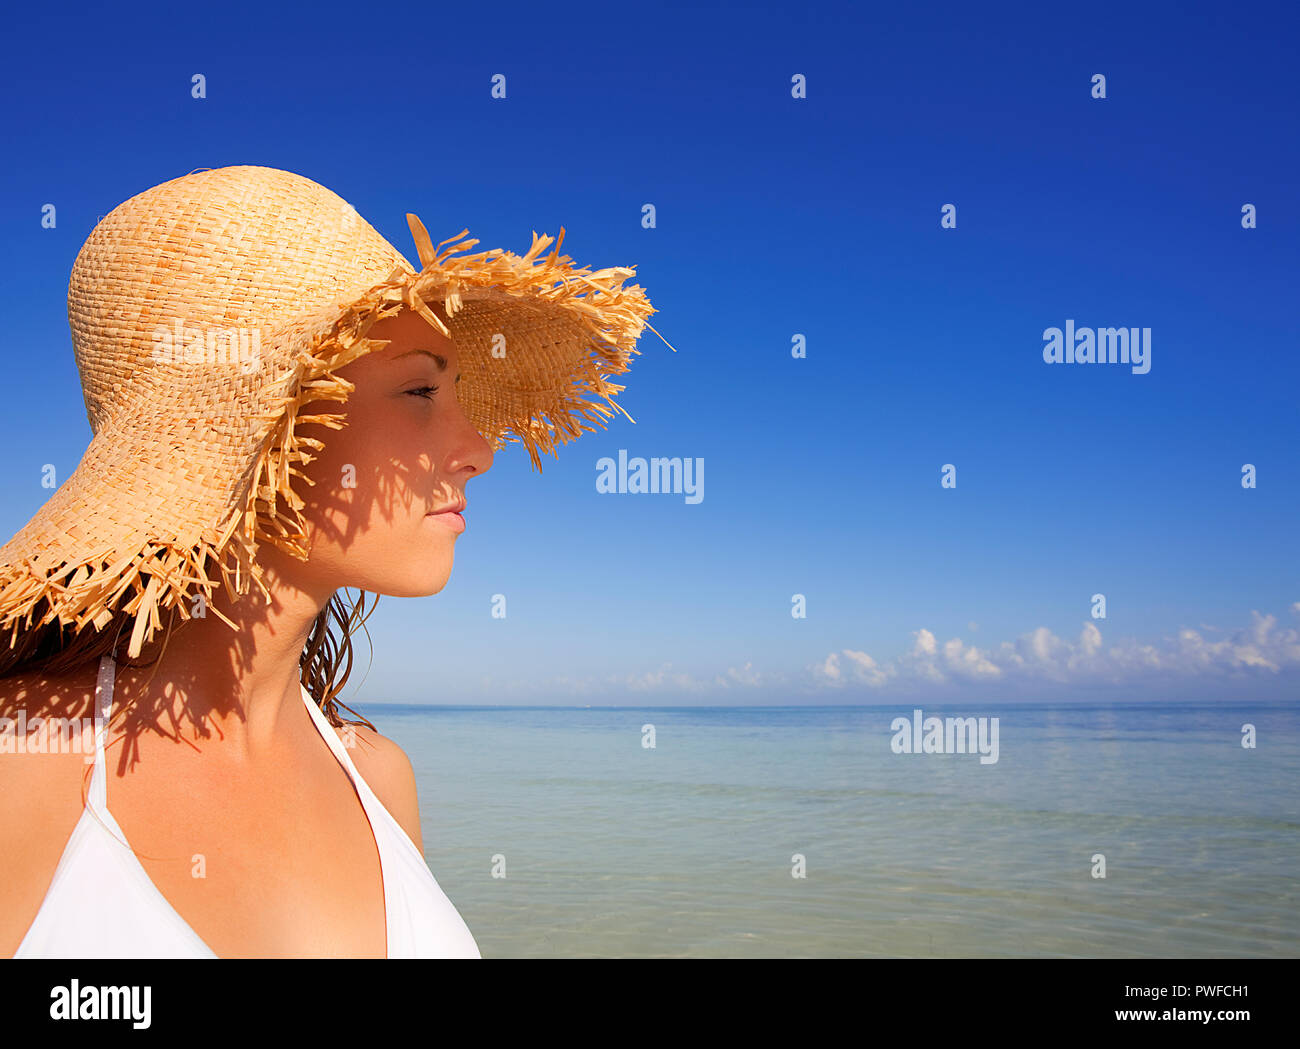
[393,348,461,382]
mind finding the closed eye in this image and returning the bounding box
[407,385,440,400]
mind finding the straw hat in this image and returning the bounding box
[0,165,669,659]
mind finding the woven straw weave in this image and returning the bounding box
[0,165,667,658]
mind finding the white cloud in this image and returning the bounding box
[555,660,787,697]
[715,661,772,687]
[529,603,1300,701]
[623,662,713,693]
[809,606,1300,691]
[814,649,894,688]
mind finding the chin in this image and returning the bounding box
[372,572,452,599]
[402,561,455,598]
[364,530,455,596]
[358,548,453,597]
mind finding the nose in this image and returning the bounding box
[447,400,495,477]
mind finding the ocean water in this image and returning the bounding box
[359,701,1300,958]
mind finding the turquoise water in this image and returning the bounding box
[359,701,1300,958]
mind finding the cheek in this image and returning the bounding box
[303,405,434,518]
[307,398,384,471]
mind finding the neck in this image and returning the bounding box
[111,545,337,760]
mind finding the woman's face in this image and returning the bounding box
[288,305,494,599]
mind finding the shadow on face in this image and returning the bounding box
[285,305,494,599]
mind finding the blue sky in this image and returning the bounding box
[0,1,1296,704]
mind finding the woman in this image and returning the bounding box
[0,165,663,958]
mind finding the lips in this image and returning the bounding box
[426,502,466,534]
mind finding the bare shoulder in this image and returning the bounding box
[327,718,424,854]
[0,665,96,792]
[0,665,98,957]
[0,664,96,722]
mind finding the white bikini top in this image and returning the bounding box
[14,654,481,958]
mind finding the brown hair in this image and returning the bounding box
[0,587,379,732]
